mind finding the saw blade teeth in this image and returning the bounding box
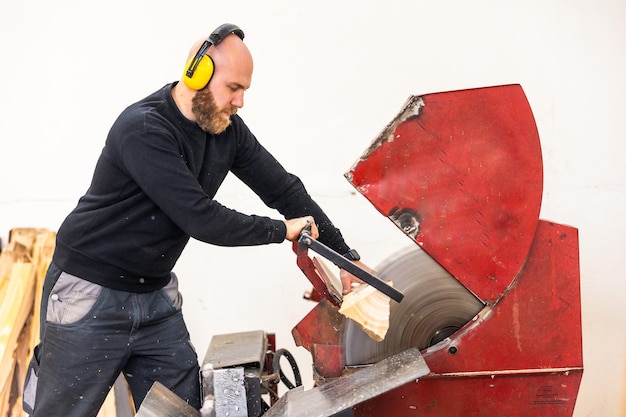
[342,246,485,365]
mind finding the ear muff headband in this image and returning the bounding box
[183,23,245,91]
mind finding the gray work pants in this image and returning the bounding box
[23,262,201,416]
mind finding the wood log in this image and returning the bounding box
[338,281,393,342]
[6,315,34,417]
[27,230,55,347]
[0,262,35,417]
[0,228,55,417]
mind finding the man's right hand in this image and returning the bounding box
[284,216,318,242]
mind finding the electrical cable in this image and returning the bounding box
[272,348,302,390]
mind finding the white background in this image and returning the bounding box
[1,1,624,415]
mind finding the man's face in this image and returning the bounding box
[190,35,252,134]
[191,86,236,134]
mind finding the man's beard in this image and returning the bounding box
[191,87,236,134]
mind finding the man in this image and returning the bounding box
[23,24,364,416]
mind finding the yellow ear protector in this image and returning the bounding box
[183,23,245,91]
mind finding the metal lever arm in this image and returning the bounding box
[298,231,404,303]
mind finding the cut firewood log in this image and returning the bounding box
[6,316,34,417]
[28,230,56,347]
[0,228,56,417]
[339,281,393,342]
[0,262,35,417]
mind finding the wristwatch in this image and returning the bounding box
[343,249,361,261]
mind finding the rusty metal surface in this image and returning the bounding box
[355,371,583,416]
[263,348,429,417]
[346,84,543,303]
[292,298,344,351]
[291,298,347,379]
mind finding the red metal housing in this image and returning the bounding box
[292,85,583,416]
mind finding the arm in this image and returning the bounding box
[228,119,350,254]
[227,121,367,293]
[117,121,287,247]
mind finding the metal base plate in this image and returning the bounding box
[263,348,429,417]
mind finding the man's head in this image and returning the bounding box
[177,25,253,134]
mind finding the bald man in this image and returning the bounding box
[23,24,364,416]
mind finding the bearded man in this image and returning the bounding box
[23,24,364,417]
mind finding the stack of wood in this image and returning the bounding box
[0,228,131,417]
[0,228,55,417]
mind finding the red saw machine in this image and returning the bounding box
[290,84,583,416]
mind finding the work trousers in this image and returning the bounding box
[23,262,201,417]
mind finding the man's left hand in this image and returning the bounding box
[339,261,376,295]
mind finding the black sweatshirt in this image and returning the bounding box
[53,83,350,292]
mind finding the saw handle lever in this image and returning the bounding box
[297,229,404,303]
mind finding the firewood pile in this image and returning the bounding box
[0,228,130,417]
[0,228,54,417]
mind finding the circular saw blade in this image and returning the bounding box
[342,245,485,366]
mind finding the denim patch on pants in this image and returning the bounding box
[23,263,200,417]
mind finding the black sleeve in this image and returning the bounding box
[229,120,351,255]
[119,122,287,247]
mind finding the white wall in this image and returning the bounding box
[1,1,624,415]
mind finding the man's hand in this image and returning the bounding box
[339,260,376,295]
[285,216,372,296]
[284,216,318,242]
